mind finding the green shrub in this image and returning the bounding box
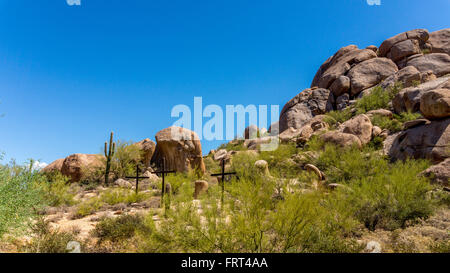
[92,214,150,243]
[370,111,422,133]
[324,108,354,128]
[259,143,301,178]
[355,83,402,114]
[333,159,433,230]
[217,139,247,152]
[0,160,45,237]
[35,171,76,206]
[73,197,103,218]
[99,188,149,205]
[24,218,79,253]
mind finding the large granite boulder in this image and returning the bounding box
[311,45,377,89]
[279,115,328,143]
[244,125,259,139]
[42,158,65,174]
[61,154,104,182]
[392,75,450,113]
[151,126,205,174]
[421,158,450,186]
[405,53,450,77]
[320,131,362,148]
[338,114,374,145]
[347,58,398,95]
[428,28,450,55]
[135,138,156,167]
[279,88,334,132]
[383,118,450,164]
[378,29,429,57]
[420,89,450,119]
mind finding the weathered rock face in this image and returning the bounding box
[320,131,362,148]
[329,75,351,97]
[379,66,421,90]
[194,180,209,199]
[421,158,450,186]
[378,29,429,58]
[151,126,205,174]
[135,138,156,167]
[347,58,398,95]
[279,115,328,143]
[244,125,259,139]
[279,88,334,132]
[420,89,450,119]
[383,118,450,164]
[336,93,350,110]
[428,28,450,55]
[213,149,231,162]
[42,158,65,173]
[405,53,450,77]
[61,154,104,182]
[339,114,373,145]
[311,46,377,89]
[392,75,450,113]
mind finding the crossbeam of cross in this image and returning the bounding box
[126,165,149,194]
[211,159,237,204]
[151,157,176,207]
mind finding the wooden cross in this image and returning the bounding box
[126,164,149,194]
[151,157,176,206]
[211,159,237,204]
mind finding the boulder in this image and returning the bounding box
[135,138,156,167]
[379,66,421,90]
[329,75,350,97]
[428,28,450,55]
[114,178,133,189]
[312,47,377,89]
[42,158,65,173]
[320,131,362,148]
[378,29,429,57]
[392,75,450,113]
[194,180,209,199]
[421,158,450,186]
[420,89,450,119]
[336,93,350,110]
[254,160,270,176]
[372,126,382,137]
[406,53,450,77]
[151,126,205,174]
[213,149,230,162]
[384,118,450,164]
[366,109,393,119]
[339,114,373,145]
[279,88,334,132]
[347,58,398,95]
[244,125,259,139]
[389,39,421,62]
[244,136,278,151]
[61,154,104,182]
[403,119,430,130]
[279,115,328,143]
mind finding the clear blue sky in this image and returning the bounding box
[0,0,449,165]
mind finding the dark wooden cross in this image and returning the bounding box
[126,165,149,194]
[211,159,237,204]
[151,157,176,206]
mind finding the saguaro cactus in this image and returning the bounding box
[104,131,116,185]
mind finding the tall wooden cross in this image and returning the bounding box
[126,164,149,194]
[151,157,176,206]
[211,159,237,204]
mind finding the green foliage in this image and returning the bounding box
[370,111,422,133]
[324,108,354,128]
[217,139,247,152]
[23,218,79,253]
[203,156,221,174]
[230,151,260,179]
[430,240,450,253]
[355,83,402,114]
[35,171,76,207]
[259,143,301,178]
[333,159,433,230]
[73,197,103,218]
[0,160,45,237]
[92,214,150,243]
[99,188,150,205]
[108,140,141,179]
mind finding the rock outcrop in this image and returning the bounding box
[151,126,205,174]
[320,131,362,148]
[135,138,156,167]
[279,88,334,132]
[61,154,104,182]
[421,158,450,186]
[279,115,328,143]
[384,118,450,164]
[338,114,374,145]
[42,158,65,174]
[420,88,450,119]
[428,28,450,55]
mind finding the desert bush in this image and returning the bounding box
[23,218,79,253]
[355,83,402,114]
[105,140,141,179]
[259,143,300,178]
[217,139,247,152]
[35,171,76,207]
[0,159,45,237]
[370,111,422,133]
[333,159,433,230]
[73,197,103,218]
[99,188,150,205]
[230,151,260,180]
[92,214,150,243]
[324,108,354,128]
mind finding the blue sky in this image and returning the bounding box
[0,0,449,165]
